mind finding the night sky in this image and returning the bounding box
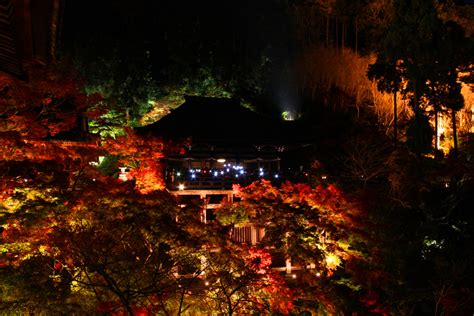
[62,0,293,77]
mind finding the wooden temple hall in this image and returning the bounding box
[0,0,63,78]
[136,96,309,246]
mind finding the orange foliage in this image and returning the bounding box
[103,131,165,193]
[128,159,165,193]
[233,180,368,312]
[0,63,102,139]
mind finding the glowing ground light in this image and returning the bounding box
[177,172,181,177]
[205,281,209,286]
[178,184,185,191]
[292,274,297,279]
[316,272,321,277]
[217,158,226,163]
[282,111,300,121]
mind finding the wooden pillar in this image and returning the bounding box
[200,255,207,275]
[251,226,257,245]
[286,257,292,274]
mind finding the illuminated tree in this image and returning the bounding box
[425,20,472,155]
[0,64,174,313]
[199,245,294,315]
[73,49,162,134]
[50,182,208,315]
[0,62,101,139]
[369,0,473,154]
[367,60,403,141]
[0,76,293,314]
[219,180,370,313]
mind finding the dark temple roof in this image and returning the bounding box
[136,96,303,146]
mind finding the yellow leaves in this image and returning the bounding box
[66,218,92,230]
[25,190,41,201]
[70,280,81,293]
[325,253,341,271]
[1,241,33,262]
[2,198,21,212]
[1,188,59,218]
[38,245,49,255]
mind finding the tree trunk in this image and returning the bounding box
[393,90,398,142]
[99,269,134,316]
[355,19,358,54]
[342,19,345,49]
[452,108,458,155]
[413,85,419,113]
[326,15,329,47]
[435,109,438,151]
[178,286,186,315]
[50,0,61,61]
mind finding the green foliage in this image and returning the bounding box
[74,48,160,133]
[96,155,120,177]
[216,204,249,226]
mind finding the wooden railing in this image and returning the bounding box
[231,225,265,245]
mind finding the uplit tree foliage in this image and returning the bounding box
[0,62,101,139]
[369,0,473,154]
[200,246,294,315]
[1,164,203,314]
[217,180,374,314]
[0,65,295,314]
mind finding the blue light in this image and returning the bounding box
[274,174,279,178]
[191,174,196,179]
[214,171,218,177]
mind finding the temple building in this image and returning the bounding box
[136,96,312,247]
